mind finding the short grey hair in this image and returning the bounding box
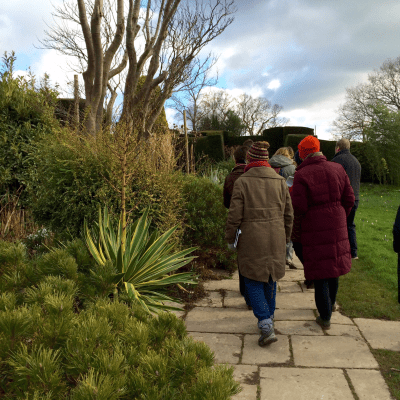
[336,138,350,150]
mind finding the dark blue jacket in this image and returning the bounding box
[331,149,361,200]
[394,206,400,253]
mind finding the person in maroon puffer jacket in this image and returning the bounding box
[291,136,355,329]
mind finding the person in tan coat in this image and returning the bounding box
[225,141,293,346]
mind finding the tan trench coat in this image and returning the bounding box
[225,167,294,283]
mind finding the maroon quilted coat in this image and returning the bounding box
[291,154,355,280]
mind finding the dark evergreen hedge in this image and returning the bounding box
[319,139,337,161]
[194,133,225,162]
[284,134,309,152]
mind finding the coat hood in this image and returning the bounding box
[269,155,294,168]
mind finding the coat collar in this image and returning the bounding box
[242,165,283,179]
[333,149,350,158]
[296,154,327,172]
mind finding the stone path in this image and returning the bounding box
[178,255,399,399]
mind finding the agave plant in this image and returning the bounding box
[84,208,197,313]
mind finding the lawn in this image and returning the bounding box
[337,183,400,320]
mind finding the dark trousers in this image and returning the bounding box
[314,277,339,321]
[292,241,303,263]
[243,275,276,322]
[347,200,359,258]
[398,254,400,304]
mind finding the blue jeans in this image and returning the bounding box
[347,200,359,258]
[243,276,276,322]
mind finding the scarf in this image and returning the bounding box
[244,160,271,173]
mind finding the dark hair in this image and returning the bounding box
[294,150,302,166]
[234,146,248,164]
[242,139,254,149]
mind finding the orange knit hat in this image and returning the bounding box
[298,136,320,160]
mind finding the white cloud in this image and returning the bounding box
[268,79,281,90]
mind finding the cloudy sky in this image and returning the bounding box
[2,0,400,139]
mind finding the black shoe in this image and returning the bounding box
[316,316,331,330]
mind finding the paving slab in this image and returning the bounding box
[231,271,240,280]
[274,309,315,321]
[354,318,400,351]
[274,320,323,336]
[277,281,302,293]
[203,279,239,291]
[275,292,315,309]
[189,332,242,364]
[242,334,290,365]
[330,311,353,325]
[224,291,249,309]
[326,324,363,339]
[259,367,354,400]
[292,336,379,368]
[185,307,258,334]
[299,281,315,292]
[231,364,259,399]
[278,269,305,282]
[290,256,304,270]
[346,369,392,400]
[194,291,223,308]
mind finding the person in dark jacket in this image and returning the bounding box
[291,136,355,329]
[223,146,248,209]
[393,206,400,304]
[223,145,250,307]
[331,138,361,260]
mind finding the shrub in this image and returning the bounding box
[0,252,240,399]
[181,175,236,270]
[0,52,59,205]
[30,128,185,238]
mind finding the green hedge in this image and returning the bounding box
[262,127,284,155]
[194,133,225,162]
[319,139,337,160]
[284,134,309,152]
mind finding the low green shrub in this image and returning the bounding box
[0,259,240,399]
[182,175,236,271]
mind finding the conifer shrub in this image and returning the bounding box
[0,250,240,399]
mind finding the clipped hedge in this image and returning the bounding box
[194,133,225,162]
[0,241,240,399]
[284,134,309,152]
[319,139,337,160]
[262,127,284,155]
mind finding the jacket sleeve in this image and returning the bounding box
[225,179,244,243]
[393,206,400,253]
[291,173,308,216]
[341,173,355,217]
[283,182,294,243]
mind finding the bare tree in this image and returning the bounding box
[41,0,236,136]
[120,0,235,140]
[168,54,218,132]
[236,93,288,135]
[333,56,400,141]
